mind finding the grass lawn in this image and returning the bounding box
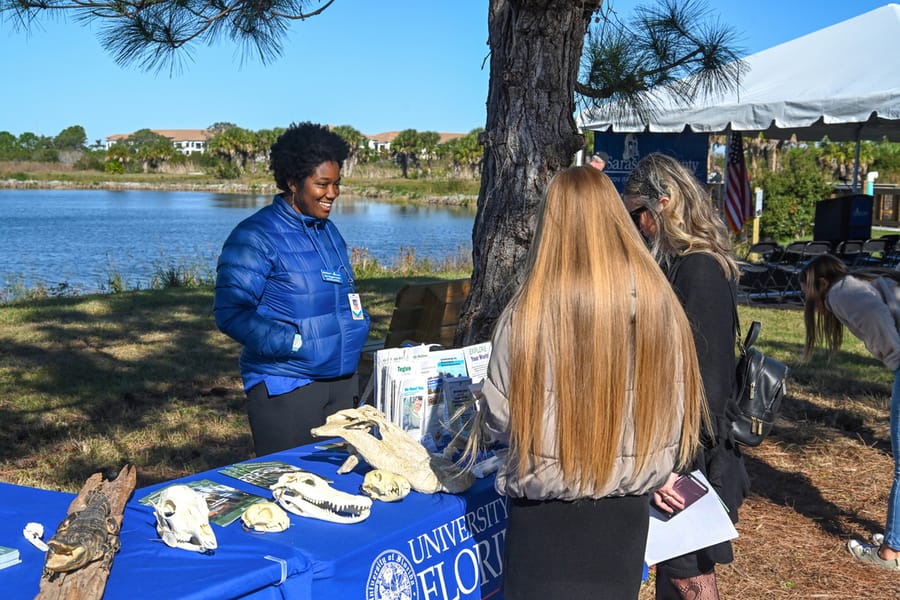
[2,282,899,597]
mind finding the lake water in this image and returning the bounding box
[0,189,475,295]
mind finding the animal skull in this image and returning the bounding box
[270,472,372,524]
[241,501,290,533]
[361,469,411,502]
[153,484,217,554]
[311,405,474,494]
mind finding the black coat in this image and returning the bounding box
[663,252,751,575]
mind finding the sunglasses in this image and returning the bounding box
[629,206,648,228]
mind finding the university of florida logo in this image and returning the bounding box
[366,549,419,600]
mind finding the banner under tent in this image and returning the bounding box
[578,3,900,192]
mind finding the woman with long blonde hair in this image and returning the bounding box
[480,166,706,599]
[624,153,749,599]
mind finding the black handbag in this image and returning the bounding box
[730,319,790,446]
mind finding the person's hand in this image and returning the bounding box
[652,472,685,516]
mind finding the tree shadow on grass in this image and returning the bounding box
[744,453,883,539]
[0,288,254,490]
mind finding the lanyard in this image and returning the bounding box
[302,220,355,291]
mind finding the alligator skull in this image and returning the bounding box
[310,405,474,494]
[241,501,290,533]
[153,484,217,554]
[270,472,372,524]
[361,469,412,502]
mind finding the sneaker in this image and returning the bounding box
[873,533,885,545]
[848,539,900,570]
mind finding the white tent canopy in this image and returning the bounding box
[578,3,900,143]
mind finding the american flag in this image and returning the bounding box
[724,131,753,232]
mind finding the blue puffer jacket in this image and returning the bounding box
[214,195,370,385]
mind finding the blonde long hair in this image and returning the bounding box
[506,166,706,490]
[624,153,738,278]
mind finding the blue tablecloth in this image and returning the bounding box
[0,443,507,599]
[0,481,311,599]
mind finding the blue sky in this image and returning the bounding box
[0,0,891,145]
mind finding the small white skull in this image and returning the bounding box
[153,484,217,554]
[271,472,372,524]
[241,501,290,533]
[361,470,412,502]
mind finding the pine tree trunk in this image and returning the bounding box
[456,0,600,345]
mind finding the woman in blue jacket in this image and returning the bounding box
[214,122,370,456]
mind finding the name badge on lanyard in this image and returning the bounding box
[348,293,364,320]
[321,269,344,284]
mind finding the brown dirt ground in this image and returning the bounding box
[638,386,900,599]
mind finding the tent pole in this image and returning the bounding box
[852,128,862,193]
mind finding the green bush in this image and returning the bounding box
[756,149,832,242]
[104,161,125,174]
[74,152,106,171]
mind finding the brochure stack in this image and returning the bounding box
[373,342,492,453]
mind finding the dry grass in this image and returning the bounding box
[638,323,900,598]
[3,287,900,596]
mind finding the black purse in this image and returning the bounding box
[730,317,790,446]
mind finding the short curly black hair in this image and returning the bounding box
[269,122,350,192]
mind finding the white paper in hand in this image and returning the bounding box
[644,470,738,566]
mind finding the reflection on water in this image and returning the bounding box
[0,189,474,294]
[208,194,272,209]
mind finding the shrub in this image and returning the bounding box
[755,148,832,242]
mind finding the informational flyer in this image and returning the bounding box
[219,460,329,490]
[139,479,266,527]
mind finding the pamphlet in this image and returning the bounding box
[644,471,738,566]
[373,341,493,453]
[443,376,478,439]
[218,460,331,490]
[398,376,429,441]
[0,545,21,570]
[462,342,492,383]
[139,479,266,527]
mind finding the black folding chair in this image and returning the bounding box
[736,242,783,302]
[857,238,891,268]
[771,241,832,301]
[834,240,865,267]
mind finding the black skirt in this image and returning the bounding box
[502,494,649,600]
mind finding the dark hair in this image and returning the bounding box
[270,122,350,192]
[801,254,900,360]
[799,254,849,360]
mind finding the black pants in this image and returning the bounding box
[246,374,359,457]
[503,494,649,600]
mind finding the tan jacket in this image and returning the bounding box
[826,275,900,371]
[481,307,684,501]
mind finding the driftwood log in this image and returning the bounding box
[36,465,136,600]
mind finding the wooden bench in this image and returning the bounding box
[361,278,471,353]
[358,278,471,402]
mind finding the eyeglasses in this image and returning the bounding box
[629,206,648,228]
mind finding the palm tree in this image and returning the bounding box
[331,125,365,176]
[207,127,256,174]
[391,129,420,179]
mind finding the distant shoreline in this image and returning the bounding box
[0,178,276,194]
[0,178,477,206]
